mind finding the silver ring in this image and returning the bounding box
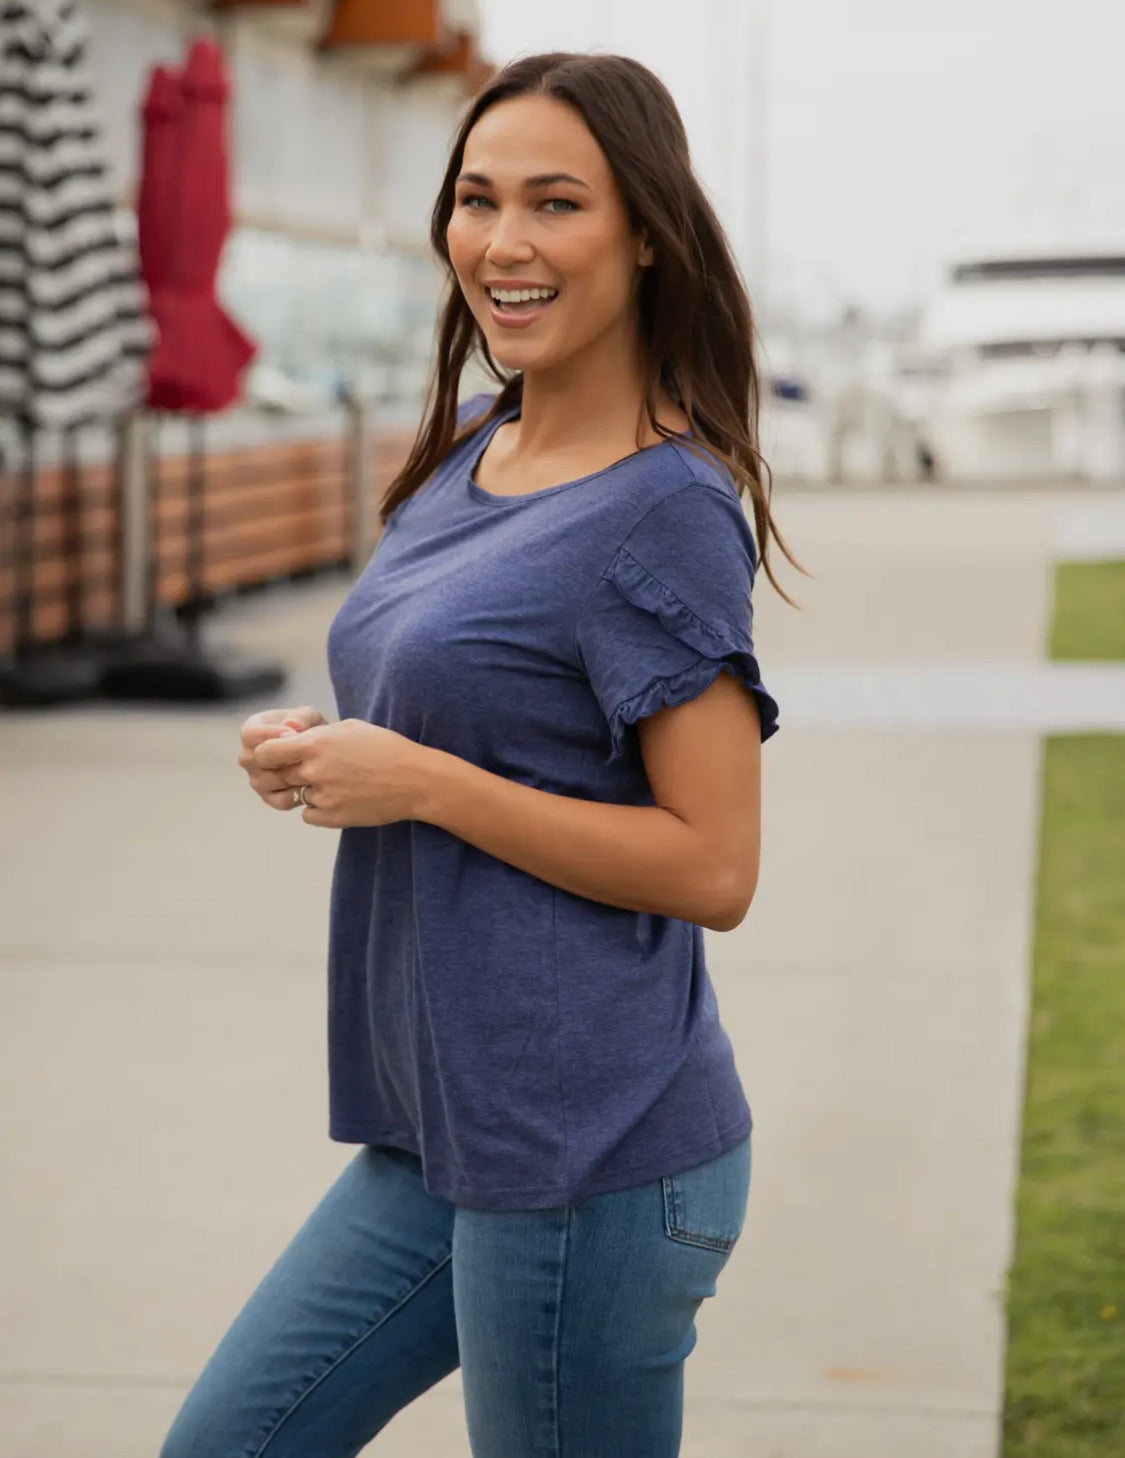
[292,785,311,808]
[298,784,312,808]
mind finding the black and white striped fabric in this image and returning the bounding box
[0,0,151,429]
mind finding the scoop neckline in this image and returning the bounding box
[465,402,683,506]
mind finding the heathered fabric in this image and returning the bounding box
[323,394,779,1211]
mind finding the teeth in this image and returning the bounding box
[489,287,557,304]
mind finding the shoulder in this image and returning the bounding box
[664,437,744,504]
[456,391,500,433]
[607,433,741,519]
[418,392,500,479]
[619,440,758,573]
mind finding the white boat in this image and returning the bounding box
[916,249,1125,481]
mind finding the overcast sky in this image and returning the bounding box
[475,0,1125,319]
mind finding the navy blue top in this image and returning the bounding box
[324,394,780,1211]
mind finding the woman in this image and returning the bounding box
[162,50,799,1458]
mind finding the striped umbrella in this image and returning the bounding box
[0,0,151,426]
[0,0,153,701]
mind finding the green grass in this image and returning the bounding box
[1002,557,1125,1456]
[1049,562,1125,660]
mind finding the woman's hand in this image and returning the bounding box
[252,718,431,829]
[238,705,328,811]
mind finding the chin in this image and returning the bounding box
[486,338,559,375]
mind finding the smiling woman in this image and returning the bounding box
[384,53,800,599]
[165,50,796,1458]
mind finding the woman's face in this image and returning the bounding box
[446,94,652,376]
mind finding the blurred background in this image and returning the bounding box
[1,3,1123,1457]
[3,0,1125,680]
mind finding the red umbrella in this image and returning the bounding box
[137,65,186,410]
[140,39,257,413]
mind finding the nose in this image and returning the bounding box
[484,203,535,267]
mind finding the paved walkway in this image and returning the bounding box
[1,485,1121,1457]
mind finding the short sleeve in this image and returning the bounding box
[575,483,780,764]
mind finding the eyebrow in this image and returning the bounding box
[455,171,591,190]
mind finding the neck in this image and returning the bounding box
[510,319,655,455]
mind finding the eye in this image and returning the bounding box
[457,193,493,211]
[542,198,579,214]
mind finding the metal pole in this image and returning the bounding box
[147,413,162,628]
[117,410,151,634]
[184,413,206,642]
[14,417,35,655]
[61,423,82,640]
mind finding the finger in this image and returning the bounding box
[301,806,336,829]
[240,745,289,780]
[241,722,295,752]
[240,707,288,727]
[239,708,293,738]
[254,738,306,770]
[240,746,288,771]
[275,706,322,733]
[248,770,294,795]
[263,787,300,812]
[239,707,321,748]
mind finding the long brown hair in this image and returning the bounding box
[380,51,802,601]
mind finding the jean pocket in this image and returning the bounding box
[661,1137,751,1253]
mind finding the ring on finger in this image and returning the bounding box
[291,785,313,809]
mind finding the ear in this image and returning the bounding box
[637,231,655,268]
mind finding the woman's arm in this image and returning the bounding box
[414,673,762,932]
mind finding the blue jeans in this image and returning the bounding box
[159,1137,751,1458]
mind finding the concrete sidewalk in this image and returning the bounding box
[2,486,1118,1457]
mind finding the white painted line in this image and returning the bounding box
[768,662,1125,731]
[1055,504,1125,561]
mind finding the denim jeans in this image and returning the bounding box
[159,1136,751,1458]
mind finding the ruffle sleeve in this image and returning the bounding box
[575,481,780,765]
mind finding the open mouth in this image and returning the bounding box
[485,285,559,320]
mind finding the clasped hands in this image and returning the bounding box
[238,706,429,829]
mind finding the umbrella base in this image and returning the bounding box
[100,628,286,703]
[0,644,103,707]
